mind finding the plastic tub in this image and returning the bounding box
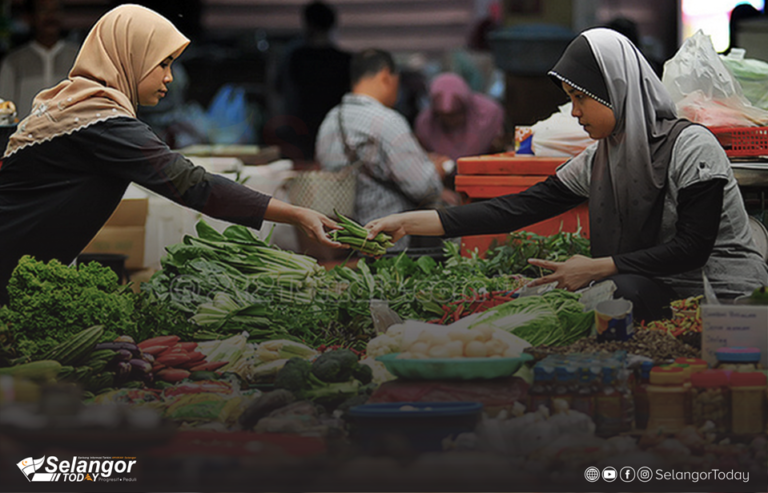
[348,401,483,452]
[376,353,533,380]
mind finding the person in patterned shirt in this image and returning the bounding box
[316,48,458,249]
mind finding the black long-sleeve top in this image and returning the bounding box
[0,117,271,302]
[437,174,725,277]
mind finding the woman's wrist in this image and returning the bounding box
[265,197,301,225]
[595,256,618,279]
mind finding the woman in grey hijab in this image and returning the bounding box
[364,28,768,322]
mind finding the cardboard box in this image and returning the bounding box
[701,305,768,368]
[104,198,148,227]
[82,226,145,270]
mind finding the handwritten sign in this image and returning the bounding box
[701,305,768,367]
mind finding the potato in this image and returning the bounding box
[428,345,450,358]
[485,338,506,356]
[502,347,520,358]
[416,330,434,345]
[408,341,429,355]
[464,340,488,358]
[432,333,451,347]
[445,340,464,358]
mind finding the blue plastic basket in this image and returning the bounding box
[348,402,483,452]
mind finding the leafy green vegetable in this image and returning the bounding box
[3,256,136,356]
[470,290,593,346]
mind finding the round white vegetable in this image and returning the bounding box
[464,340,488,358]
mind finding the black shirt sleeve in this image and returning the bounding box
[613,179,726,276]
[83,118,271,229]
[437,175,586,237]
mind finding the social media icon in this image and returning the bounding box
[602,467,617,482]
[584,466,600,483]
[637,466,653,482]
[620,466,636,482]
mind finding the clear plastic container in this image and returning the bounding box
[730,371,767,434]
[646,367,688,433]
[675,357,708,374]
[528,366,554,413]
[572,364,597,419]
[595,363,623,436]
[715,347,762,372]
[551,366,577,410]
[633,361,653,429]
[690,370,730,433]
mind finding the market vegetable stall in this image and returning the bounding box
[0,225,766,492]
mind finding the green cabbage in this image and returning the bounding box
[469,290,593,346]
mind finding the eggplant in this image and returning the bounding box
[114,335,135,343]
[129,358,153,377]
[141,353,155,364]
[94,341,140,356]
[116,349,133,362]
[116,361,132,382]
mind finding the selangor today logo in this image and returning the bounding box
[16,456,138,482]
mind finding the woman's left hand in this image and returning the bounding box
[293,207,345,248]
[527,254,617,291]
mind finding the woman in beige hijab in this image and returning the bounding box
[0,4,342,304]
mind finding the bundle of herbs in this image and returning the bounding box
[328,209,394,256]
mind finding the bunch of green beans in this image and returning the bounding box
[330,209,395,256]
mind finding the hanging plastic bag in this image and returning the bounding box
[662,30,768,127]
[206,84,255,145]
[530,103,596,157]
[720,48,768,111]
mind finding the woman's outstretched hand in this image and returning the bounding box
[293,207,345,248]
[365,214,408,243]
[527,254,617,291]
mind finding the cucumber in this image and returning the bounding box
[189,370,219,381]
[0,360,62,382]
[43,326,105,366]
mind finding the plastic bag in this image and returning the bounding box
[531,103,596,157]
[662,30,768,127]
[207,84,255,145]
[720,48,768,110]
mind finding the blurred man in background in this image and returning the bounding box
[0,0,79,118]
[274,1,351,161]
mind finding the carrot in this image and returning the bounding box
[138,335,180,350]
[158,344,187,356]
[157,368,190,383]
[141,345,170,356]
[176,352,207,369]
[179,342,198,352]
[190,361,228,372]
[156,353,191,367]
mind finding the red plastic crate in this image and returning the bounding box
[454,153,589,257]
[709,126,768,158]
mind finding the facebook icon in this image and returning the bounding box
[620,466,636,482]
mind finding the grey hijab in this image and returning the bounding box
[550,28,680,257]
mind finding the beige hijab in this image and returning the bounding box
[4,4,190,158]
